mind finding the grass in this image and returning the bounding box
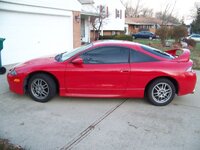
[195,42,200,50]
[133,39,200,69]
[191,43,200,69]
[0,139,24,150]
[133,39,161,45]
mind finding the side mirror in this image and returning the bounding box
[71,57,83,65]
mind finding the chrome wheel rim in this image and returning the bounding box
[31,78,49,100]
[152,82,172,103]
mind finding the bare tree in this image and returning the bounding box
[121,0,144,17]
[121,0,134,17]
[133,0,143,17]
[141,8,154,17]
[155,1,178,25]
[122,0,153,18]
[90,5,109,40]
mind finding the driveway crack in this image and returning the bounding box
[60,99,127,150]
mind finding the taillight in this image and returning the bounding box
[186,66,193,72]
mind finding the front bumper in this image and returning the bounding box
[7,73,25,95]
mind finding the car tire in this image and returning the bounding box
[149,37,153,40]
[28,73,56,102]
[133,36,136,39]
[0,67,6,74]
[146,78,176,106]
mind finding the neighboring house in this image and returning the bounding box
[92,0,125,36]
[125,17,180,35]
[0,0,81,65]
[78,0,98,44]
[125,17,161,35]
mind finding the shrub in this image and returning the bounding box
[184,39,196,47]
[156,27,171,46]
[114,35,133,41]
[99,35,114,40]
[100,35,133,41]
[172,25,188,42]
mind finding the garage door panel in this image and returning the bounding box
[0,11,73,65]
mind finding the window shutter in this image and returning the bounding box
[100,5,102,13]
[115,9,117,18]
[120,10,122,19]
[107,6,109,17]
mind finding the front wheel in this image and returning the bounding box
[28,73,56,102]
[146,78,176,106]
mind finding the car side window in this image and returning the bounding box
[130,49,157,63]
[81,46,129,64]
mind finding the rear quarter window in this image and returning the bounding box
[141,45,174,60]
[130,50,158,63]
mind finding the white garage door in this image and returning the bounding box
[0,10,73,65]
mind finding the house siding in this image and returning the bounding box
[73,11,81,48]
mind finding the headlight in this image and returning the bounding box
[9,68,17,76]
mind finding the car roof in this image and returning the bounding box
[190,34,200,36]
[92,40,142,47]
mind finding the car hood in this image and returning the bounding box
[14,55,57,69]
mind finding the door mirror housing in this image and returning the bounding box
[72,57,83,65]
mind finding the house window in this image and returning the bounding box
[98,5,109,17]
[115,9,122,19]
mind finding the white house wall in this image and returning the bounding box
[94,0,125,31]
[0,0,81,65]
[0,0,81,12]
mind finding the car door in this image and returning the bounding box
[144,32,150,38]
[140,31,145,38]
[65,46,130,96]
[126,48,158,97]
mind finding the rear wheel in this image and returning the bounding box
[28,73,56,102]
[147,78,175,106]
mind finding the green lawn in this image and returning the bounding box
[191,43,200,69]
[195,42,200,50]
[133,39,161,45]
[133,39,200,69]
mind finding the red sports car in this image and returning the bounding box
[7,40,197,106]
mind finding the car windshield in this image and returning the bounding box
[56,43,92,62]
[141,45,174,60]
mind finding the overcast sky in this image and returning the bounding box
[124,0,200,24]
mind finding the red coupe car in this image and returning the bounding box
[7,40,197,106]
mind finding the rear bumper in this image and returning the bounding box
[177,71,197,96]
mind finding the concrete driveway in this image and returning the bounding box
[0,67,200,150]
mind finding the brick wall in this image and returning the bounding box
[73,11,81,48]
